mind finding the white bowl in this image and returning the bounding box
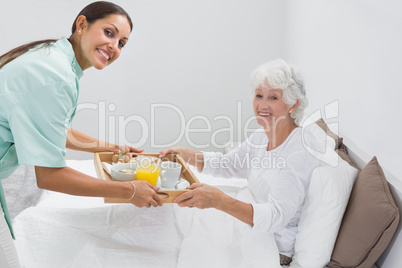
[111,163,137,181]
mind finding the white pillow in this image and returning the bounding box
[290,152,358,268]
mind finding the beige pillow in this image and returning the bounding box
[336,141,360,171]
[328,157,399,268]
[315,119,359,170]
[315,118,343,149]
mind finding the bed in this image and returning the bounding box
[11,161,282,268]
[5,120,401,268]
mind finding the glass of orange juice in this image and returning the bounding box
[135,156,161,186]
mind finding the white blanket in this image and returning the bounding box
[12,160,281,268]
[175,186,280,268]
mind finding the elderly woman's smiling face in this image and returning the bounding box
[253,83,292,129]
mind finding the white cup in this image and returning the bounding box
[160,162,182,188]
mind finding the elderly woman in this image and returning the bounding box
[159,59,323,265]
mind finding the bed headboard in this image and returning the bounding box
[342,137,402,268]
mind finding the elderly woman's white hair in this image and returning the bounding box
[250,59,307,126]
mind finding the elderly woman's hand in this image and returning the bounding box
[174,183,227,209]
[159,146,188,159]
[159,147,204,171]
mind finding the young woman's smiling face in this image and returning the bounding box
[77,14,131,70]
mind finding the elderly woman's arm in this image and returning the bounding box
[174,183,254,226]
[159,143,249,179]
[174,150,320,231]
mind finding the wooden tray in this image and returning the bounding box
[94,152,199,203]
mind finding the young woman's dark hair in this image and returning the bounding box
[70,1,133,34]
[0,1,133,69]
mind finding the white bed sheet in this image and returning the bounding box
[12,160,281,268]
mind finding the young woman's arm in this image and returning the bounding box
[66,128,143,153]
[35,166,162,207]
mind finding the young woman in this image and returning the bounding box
[0,2,162,266]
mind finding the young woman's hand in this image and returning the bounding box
[122,144,143,154]
[129,181,163,208]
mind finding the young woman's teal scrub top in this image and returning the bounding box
[0,38,83,237]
